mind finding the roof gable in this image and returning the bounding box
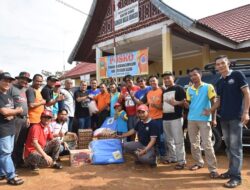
[63,62,96,78]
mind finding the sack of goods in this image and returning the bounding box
[93,117,117,139]
[88,100,98,116]
[78,129,93,149]
[89,139,124,165]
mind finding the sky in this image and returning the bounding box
[0,0,249,77]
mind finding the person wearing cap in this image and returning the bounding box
[119,104,159,167]
[24,110,62,172]
[162,71,186,169]
[41,75,64,112]
[60,79,75,132]
[8,71,32,168]
[52,81,62,119]
[114,102,128,139]
[119,75,140,141]
[0,72,24,185]
[109,83,120,117]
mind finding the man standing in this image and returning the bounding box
[8,71,32,168]
[88,79,100,129]
[162,71,186,169]
[26,74,46,126]
[94,83,110,127]
[60,79,75,132]
[185,68,219,178]
[207,55,250,188]
[0,72,24,185]
[41,75,64,111]
[24,110,62,171]
[119,75,140,133]
[74,81,91,130]
[120,104,158,167]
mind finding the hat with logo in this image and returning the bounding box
[47,75,59,81]
[55,81,61,86]
[41,110,53,118]
[0,72,15,81]
[15,71,32,83]
[137,104,149,112]
[114,102,122,108]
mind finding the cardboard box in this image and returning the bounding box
[78,129,93,137]
[69,149,91,167]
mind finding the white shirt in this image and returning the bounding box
[60,88,75,117]
[49,121,68,140]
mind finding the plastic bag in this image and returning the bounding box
[88,100,98,116]
[89,139,124,165]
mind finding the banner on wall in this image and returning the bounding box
[98,48,149,79]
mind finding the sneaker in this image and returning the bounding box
[224,179,241,188]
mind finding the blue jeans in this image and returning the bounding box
[220,119,243,181]
[78,116,91,129]
[0,135,15,179]
[154,119,166,157]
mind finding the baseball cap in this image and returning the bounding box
[161,71,173,77]
[15,71,32,83]
[55,81,61,86]
[47,75,58,81]
[137,104,149,112]
[0,72,15,81]
[114,102,122,108]
[41,110,53,118]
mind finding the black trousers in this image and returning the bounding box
[12,117,28,166]
[97,110,110,128]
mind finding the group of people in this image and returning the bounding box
[0,55,249,188]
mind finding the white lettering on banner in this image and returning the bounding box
[114,1,139,31]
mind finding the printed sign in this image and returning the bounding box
[98,48,148,79]
[114,1,139,31]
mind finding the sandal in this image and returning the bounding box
[220,172,231,179]
[53,163,63,169]
[210,171,220,179]
[7,177,24,186]
[175,164,186,170]
[189,164,203,171]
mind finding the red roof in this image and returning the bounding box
[63,62,96,78]
[198,4,250,43]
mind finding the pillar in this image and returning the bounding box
[162,25,173,73]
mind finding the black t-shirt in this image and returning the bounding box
[0,93,15,137]
[74,90,90,118]
[162,85,186,120]
[134,119,159,146]
[41,85,53,103]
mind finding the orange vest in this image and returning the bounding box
[28,89,44,124]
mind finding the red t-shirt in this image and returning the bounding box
[119,85,140,116]
[24,123,53,158]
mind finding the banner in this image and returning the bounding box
[98,48,149,79]
[114,1,139,31]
